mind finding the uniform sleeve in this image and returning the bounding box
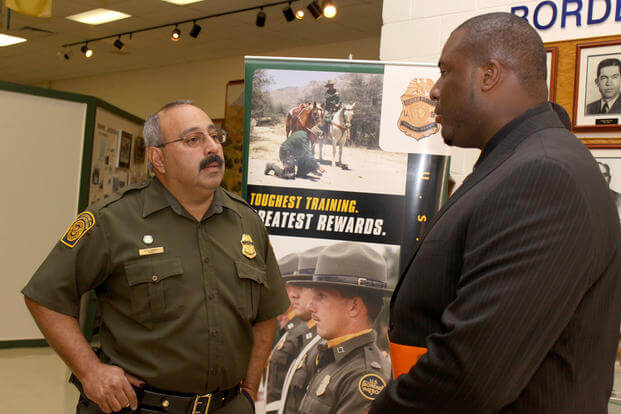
[21,210,111,318]
[255,225,290,323]
[371,159,599,413]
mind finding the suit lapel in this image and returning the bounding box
[393,103,565,296]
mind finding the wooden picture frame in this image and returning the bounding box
[546,46,558,102]
[572,39,621,133]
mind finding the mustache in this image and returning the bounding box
[199,154,224,171]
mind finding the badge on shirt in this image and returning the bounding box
[241,234,256,259]
[358,374,386,400]
[60,212,95,248]
[316,375,331,396]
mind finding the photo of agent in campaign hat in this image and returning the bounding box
[278,252,299,278]
[286,245,326,282]
[288,242,392,296]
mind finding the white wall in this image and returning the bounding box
[36,36,380,120]
[381,0,621,187]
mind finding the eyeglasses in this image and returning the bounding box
[156,128,227,148]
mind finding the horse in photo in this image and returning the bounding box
[285,103,324,143]
[318,103,355,168]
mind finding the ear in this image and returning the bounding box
[148,147,166,174]
[351,102,356,108]
[348,297,363,317]
[480,59,501,92]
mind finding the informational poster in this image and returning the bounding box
[88,107,147,205]
[243,57,451,413]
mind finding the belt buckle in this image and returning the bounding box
[191,393,212,414]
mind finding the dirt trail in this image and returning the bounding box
[248,123,408,195]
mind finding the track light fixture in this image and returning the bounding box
[63,1,340,58]
[190,21,202,38]
[81,44,93,58]
[256,8,266,27]
[322,1,337,18]
[113,37,125,51]
[307,1,322,19]
[171,26,181,42]
[283,3,295,22]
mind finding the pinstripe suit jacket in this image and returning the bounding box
[370,104,621,413]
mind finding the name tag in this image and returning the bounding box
[139,247,164,256]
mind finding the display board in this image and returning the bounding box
[243,57,452,413]
[0,81,144,347]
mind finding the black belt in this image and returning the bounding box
[71,374,239,414]
[139,385,241,414]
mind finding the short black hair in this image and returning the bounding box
[454,12,546,96]
[597,58,621,78]
[339,287,384,322]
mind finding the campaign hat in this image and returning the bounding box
[289,242,392,296]
[278,253,299,278]
[286,245,326,282]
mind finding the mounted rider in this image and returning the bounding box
[322,80,341,134]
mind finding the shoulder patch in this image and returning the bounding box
[358,374,386,401]
[60,212,95,248]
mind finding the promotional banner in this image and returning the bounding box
[243,57,450,413]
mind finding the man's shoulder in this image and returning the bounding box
[220,188,262,220]
[586,100,601,114]
[88,180,151,214]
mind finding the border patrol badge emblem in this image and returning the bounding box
[316,375,331,396]
[397,77,439,140]
[358,374,386,400]
[241,234,256,259]
[61,211,95,248]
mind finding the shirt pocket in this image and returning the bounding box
[124,257,185,327]
[235,260,267,321]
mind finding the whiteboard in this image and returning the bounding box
[0,89,87,341]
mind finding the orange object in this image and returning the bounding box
[389,341,427,378]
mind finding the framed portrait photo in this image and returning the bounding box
[546,46,558,102]
[594,156,621,224]
[572,39,621,131]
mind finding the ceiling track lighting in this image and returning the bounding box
[81,43,93,58]
[307,0,322,20]
[256,8,266,27]
[322,1,337,18]
[62,1,338,59]
[171,26,181,42]
[113,37,125,51]
[190,21,202,38]
[283,3,295,22]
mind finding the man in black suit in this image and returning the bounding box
[586,58,621,115]
[370,12,621,413]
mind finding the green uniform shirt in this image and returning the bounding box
[266,320,318,404]
[22,177,290,394]
[297,331,391,414]
[281,130,314,159]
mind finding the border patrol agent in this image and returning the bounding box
[264,130,323,180]
[22,101,289,414]
[274,253,302,342]
[322,80,341,134]
[284,242,392,414]
[265,247,323,413]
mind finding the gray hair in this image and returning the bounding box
[143,99,194,172]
